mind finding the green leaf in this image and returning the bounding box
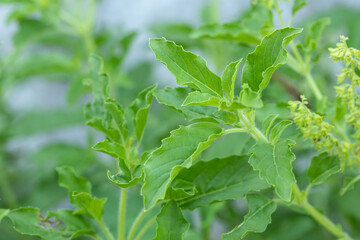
[222,194,276,240]
[239,84,263,108]
[93,139,126,160]
[130,85,157,142]
[154,87,217,121]
[241,27,302,92]
[340,176,360,196]
[104,98,128,140]
[292,0,307,15]
[7,208,93,240]
[307,152,340,185]
[248,139,296,201]
[107,165,143,188]
[72,192,106,223]
[142,123,224,209]
[0,209,9,223]
[262,114,278,138]
[269,120,292,144]
[174,156,269,209]
[57,166,91,196]
[150,38,222,96]
[182,91,221,107]
[153,201,190,240]
[305,18,331,52]
[221,59,242,101]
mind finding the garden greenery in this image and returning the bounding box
[1,0,360,239]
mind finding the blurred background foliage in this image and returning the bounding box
[0,0,359,239]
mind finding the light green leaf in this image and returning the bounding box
[340,176,360,196]
[142,123,224,209]
[7,207,93,240]
[104,98,128,140]
[93,139,126,160]
[307,152,340,185]
[305,18,331,52]
[241,27,302,92]
[182,91,221,107]
[153,201,190,240]
[150,38,222,96]
[175,156,269,209]
[130,85,157,143]
[72,192,106,223]
[249,139,296,201]
[57,166,91,196]
[107,165,143,188]
[262,114,278,138]
[292,0,307,15]
[221,59,242,101]
[269,120,292,144]
[0,209,9,223]
[154,87,217,121]
[222,194,276,240]
[239,84,263,108]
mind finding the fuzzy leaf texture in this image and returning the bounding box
[241,27,302,93]
[307,152,340,185]
[222,194,276,240]
[174,155,269,209]
[7,208,93,240]
[153,201,190,240]
[142,122,224,209]
[248,139,296,201]
[149,38,222,96]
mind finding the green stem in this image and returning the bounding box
[98,220,115,240]
[292,185,353,240]
[133,216,156,240]
[304,71,323,101]
[237,111,267,142]
[118,188,127,240]
[127,209,149,240]
[223,128,247,135]
[274,0,286,27]
[0,156,17,208]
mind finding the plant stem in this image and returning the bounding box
[0,155,17,208]
[98,219,115,240]
[292,185,353,240]
[304,71,323,101]
[133,216,156,240]
[118,188,127,240]
[127,209,148,240]
[274,0,286,27]
[237,111,267,142]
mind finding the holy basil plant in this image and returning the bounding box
[1,0,360,240]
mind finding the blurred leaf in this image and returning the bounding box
[153,201,189,240]
[340,176,360,196]
[307,152,340,185]
[7,207,93,240]
[249,139,296,201]
[142,123,224,209]
[305,18,331,52]
[0,209,9,223]
[175,155,269,209]
[222,194,276,240]
[57,166,91,197]
[9,108,84,136]
[150,38,222,96]
[292,0,307,15]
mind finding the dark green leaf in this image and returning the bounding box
[222,194,276,240]
[307,152,340,185]
[175,156,269,209]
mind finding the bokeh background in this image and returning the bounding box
[0,0,360,239]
